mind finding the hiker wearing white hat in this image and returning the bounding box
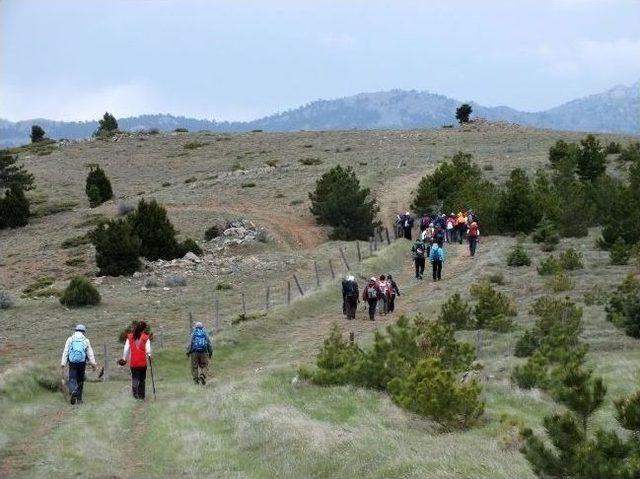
[342,275,359,320]
[60,324,97,404]
[186,321,212,385]
[401,211,414,240]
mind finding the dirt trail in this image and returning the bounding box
[376,171,423,229]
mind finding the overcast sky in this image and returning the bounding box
[1,0,639,121]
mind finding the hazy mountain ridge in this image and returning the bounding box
[1,81,638,146]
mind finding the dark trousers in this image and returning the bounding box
[367,299,377,320]
[345,296,357,319]
[457,228,465,244]
[68,362,86,400]
[388,294,396,312]
[432,260,443,281]
[131,367,147,399]
[414,257,425,278]
[469,237,478,256]
[403,227,412,240]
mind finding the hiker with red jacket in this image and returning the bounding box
[362,277,382,321]
[119,321,152,400]
[467,221,480,257]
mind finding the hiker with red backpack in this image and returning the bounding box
[468,221,480,256]
[60,324,97,405]
[342,275,359,320]
[186,321,212,385]
[362,277,382,321]
[119,321,152,400]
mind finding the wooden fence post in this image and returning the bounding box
[356,242,362,262]
[377,227,383,243]
[368,237,373,253]
[286,281,291,304]
[265,286,270,312]
[349,331,354,343]
[241,293,246,316]
[339,247,351,271]
[159,327,165,349]
[103,343,108,382]
[328,259,335,280]
[293,274,305,296]
[314,261,320,287]
[373,234,378,251]
[188,312,193,333]
[214,298,219,330]
[384,227,391,245]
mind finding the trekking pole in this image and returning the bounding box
[148,356,157,400]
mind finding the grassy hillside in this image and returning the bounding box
[1,124,639,478]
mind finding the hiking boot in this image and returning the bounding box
[193,377,200,385]
[199,375,206,386]
[70,395,76,405]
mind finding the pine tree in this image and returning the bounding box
[0,184,30,229]
[438,293,473,330]
[59,276,101,307]
[577,134,606,182]
[0,150,34,191]
[455,104,472,124]
[30,125,45,143]
[548,139,578,177]
[95,112,119,136]
[85,166,113,206]
[90,219,141,276]
[308,165,379,240]
[127,198,180,260]
[497,168,542,234]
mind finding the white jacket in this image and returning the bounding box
[61,332,97,366]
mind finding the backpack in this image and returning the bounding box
[435,230,445,242]
[345,281,358,298]
[416,246,425,257]
[68,337,86,363]
[367,286,378,299]
[469,224,479,236]
[420,217,429,229]
[433,248,444,261]
[191,328,208,352]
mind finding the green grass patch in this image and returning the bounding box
[241,182,256,188]
[216,282,233,291]
[183,141,208,150]
[75,214,108,228]
[31,201,79,218]
[61,234,90,249]
[232,312,267,325]
[299,157,323,166]
[64,257,86,267]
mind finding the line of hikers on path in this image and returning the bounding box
[340,209,481,321]
[342,274,400,321]
[60,320,213,405]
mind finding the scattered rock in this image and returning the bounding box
[183,252,201,263]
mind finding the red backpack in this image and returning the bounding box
[468,224,479,237]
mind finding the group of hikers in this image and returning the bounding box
[341,274,401,321]
[340,209,481,321]
[60,320,213,405]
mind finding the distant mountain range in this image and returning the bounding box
[1,80,638,146]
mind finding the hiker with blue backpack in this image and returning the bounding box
[430,243,446,281]
[60,324,97,405]
[186,322,213,385]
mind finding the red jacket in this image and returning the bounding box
[362,281,381,301]
[128,333,150,368]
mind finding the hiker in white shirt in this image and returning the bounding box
[60,324,97,405]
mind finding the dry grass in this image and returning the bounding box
[1,126,639,477]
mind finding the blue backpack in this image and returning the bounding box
[432,248,444,262]
[68,337,87,363]
[191,328,208,352]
